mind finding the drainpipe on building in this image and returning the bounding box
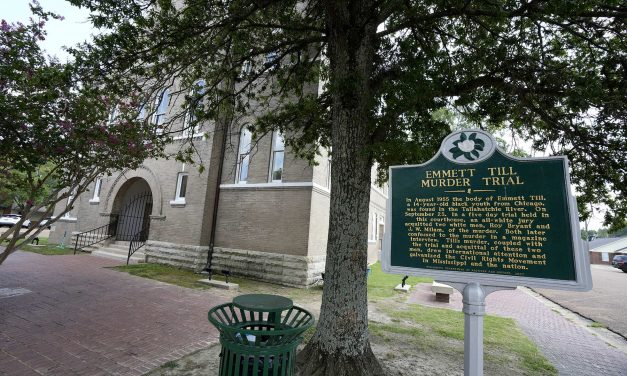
[202,117,229,280]
[202,49,236,280]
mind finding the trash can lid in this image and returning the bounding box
[233,294,293,312]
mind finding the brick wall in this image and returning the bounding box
[307,188,330,257]
[214,187,312,256]
[589,251,621,265]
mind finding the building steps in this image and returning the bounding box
[69,231,115,254]
[90,241,146,264]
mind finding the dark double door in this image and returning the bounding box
[116,192,152,241]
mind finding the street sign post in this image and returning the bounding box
[381,129,592,376]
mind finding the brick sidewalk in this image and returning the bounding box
[409,283,627,376]
[0,251,228,376]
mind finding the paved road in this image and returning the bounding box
[409,283,627,376]
[536,264,627,338]
[0,251,227,376]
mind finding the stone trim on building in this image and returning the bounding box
[144,240,208,271]
[104,165,164,216]
[219,181,330,195]
[211,247,325,287]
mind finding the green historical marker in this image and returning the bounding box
[382,129,592,376]
[382,129,592,291]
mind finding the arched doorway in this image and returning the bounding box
[112,178,153,241]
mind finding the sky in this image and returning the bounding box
[1,0,94,62]
[0,1,611,231]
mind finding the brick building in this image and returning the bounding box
[48,81,387,287]
[587,236,627,265]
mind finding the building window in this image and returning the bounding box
[265,51,278,65]
[269,132,284,182]
[602,252,609,262]
[183,80,206,137]
[153,88,170,132]
[174,173,188,203]
[137,103,146,121]
[63,191,77,220]
[241,60,252,76]
[327,158,332,188]
[90,178,102,203]
[107,105,120,125]
[370,213,377,241]
[237,129,252,183]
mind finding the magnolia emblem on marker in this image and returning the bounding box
[449,132,486,161]
[440,130,496,164]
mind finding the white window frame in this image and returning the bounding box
[236,129,252,184]
[326,158,332,189]
[265,51,278,65]
[241,60,252,76]
[62,192,77,221]
[601,252,609,262]
[152,88,170,133]
[269,132,285,182]
[107,104,120,125]
[89,178,102,204]
[369,212,377,242]
[137,103,146,121]
[172,172,189,204]
[325,148,332,189]
[377,217,385,243]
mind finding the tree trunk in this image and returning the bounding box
[0,225,23,265]
[297,1,384,375]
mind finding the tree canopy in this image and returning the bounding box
[64,0,625,373]
[71,0,625,228]
[0,3,165,264]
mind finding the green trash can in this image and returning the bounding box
[208,294,315,376]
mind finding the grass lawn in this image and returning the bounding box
[368,262,555,374]
[1,237,75,256]
[374,304,556,374]
[116,261,556,375]
[22,241,76,256]
[115,261,426,302]
[367,262,432,300]
[113,263,323,301]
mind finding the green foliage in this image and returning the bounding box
[0,163,57,212]
[609,226,627,238]
[160,361,178,369]
[581,228,611,240]
[0,3,165,263]
[70,0,626,229]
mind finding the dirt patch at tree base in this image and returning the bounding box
[145,296,538,376]
[145,334,463,376]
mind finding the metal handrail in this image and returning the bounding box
[73,217,118,254]
[127,225,149,265]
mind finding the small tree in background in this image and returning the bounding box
[0,4,165,265]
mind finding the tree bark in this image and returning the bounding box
[297,1,385,375]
